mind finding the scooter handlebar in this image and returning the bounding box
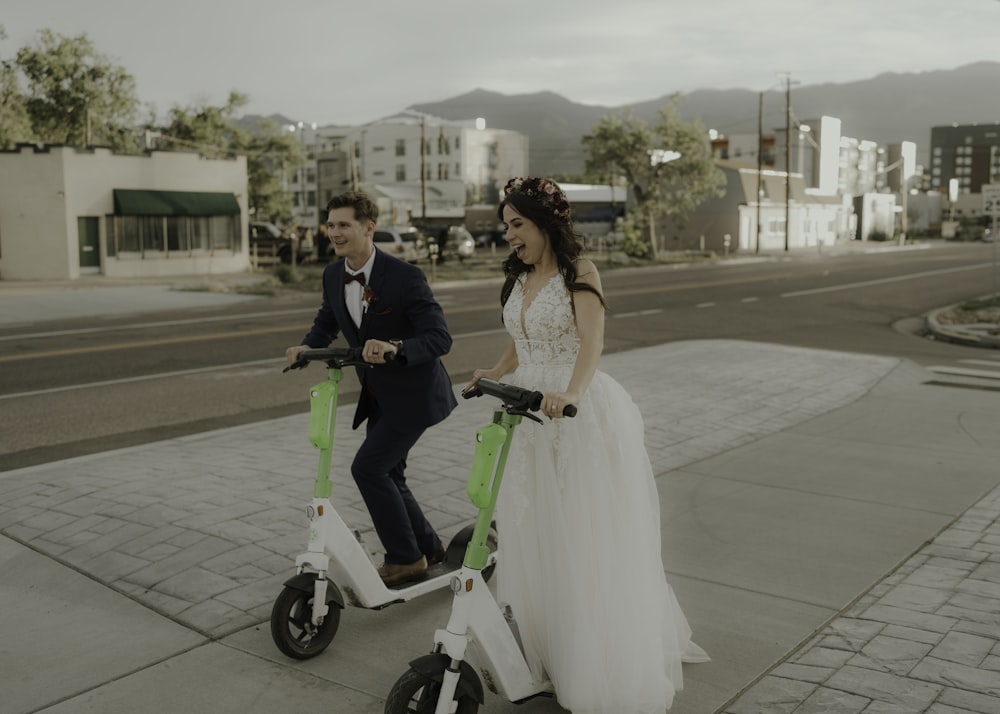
[464,378,577,417]
[284,346,395,372]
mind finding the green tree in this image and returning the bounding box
[0,26,32,149]
[16,30,139,150]
[583,99,725,258]
[155,92,304,222]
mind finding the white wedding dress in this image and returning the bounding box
[495,274,708,714]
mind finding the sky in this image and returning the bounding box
[4,0,1000,127]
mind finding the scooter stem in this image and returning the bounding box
[308,367,345,499]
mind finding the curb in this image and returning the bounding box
[926,305,1000,348]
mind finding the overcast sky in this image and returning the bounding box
[4,0,1000,127]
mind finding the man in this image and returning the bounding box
[285,191,457,586]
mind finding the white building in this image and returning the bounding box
[301,112,528,227]
[0,144,249,281]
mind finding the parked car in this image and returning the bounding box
[447,225,476,261]
[249,221,313,264]
[420,224,477,262]
[374,225,430,264]
[476,226,507,248]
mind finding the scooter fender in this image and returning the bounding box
[281,572,345,610]
[409,653,485,704]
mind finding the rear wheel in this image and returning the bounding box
[270,580,341,659]
[384,667,479,714]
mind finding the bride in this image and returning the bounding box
[465,177,708,713]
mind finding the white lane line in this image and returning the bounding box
[782,263,988,297]
[0,309,312,342]
[960,359,1000,366]
[926,365,1000,380]
[614,309,664,318]
[696,302,716,308]
[742,297,760,303]
[0,327,511,401]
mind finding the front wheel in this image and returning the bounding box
[384,667,479,714]
[270,582,341,659]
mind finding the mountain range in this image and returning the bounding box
[407,62,1000,177]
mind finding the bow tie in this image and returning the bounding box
[344,272,366,286]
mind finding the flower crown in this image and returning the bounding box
[503,177,572,223]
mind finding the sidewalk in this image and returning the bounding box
[1,273,999,713]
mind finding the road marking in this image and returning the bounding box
[926,365,1000,380]
[614,309,664,318]
[742,297,760,302]
[0,324,310,363]
[696,302,716,308]
[0,308,312,342]
[0,358,285,400]
[781,263,989,297]
[0,327,511,400]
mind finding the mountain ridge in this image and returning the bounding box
[408,62,1000,176]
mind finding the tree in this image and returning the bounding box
[583,98,725,258]
[16,30,139,150]
[0,26,32,149]
[155,92,304,223]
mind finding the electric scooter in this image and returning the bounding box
[384,378,576,714]
[270,347,498,660]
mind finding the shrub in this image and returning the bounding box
[618,215,651,258]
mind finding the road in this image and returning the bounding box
[2,242,999,470]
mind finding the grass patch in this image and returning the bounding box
[959,295,1000,311]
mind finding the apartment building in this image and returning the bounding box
[929,122,1000,196]
[295,112,528,227]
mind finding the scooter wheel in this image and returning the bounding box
[384,667,479,714]
[270,584,341,659]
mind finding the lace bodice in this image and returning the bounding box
[502,274,580,367]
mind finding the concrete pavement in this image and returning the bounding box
[1,279,999,713]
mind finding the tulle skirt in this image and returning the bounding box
[496,364,708,713]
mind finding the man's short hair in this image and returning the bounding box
[326,191,379,225]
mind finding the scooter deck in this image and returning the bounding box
[384,557,461,591]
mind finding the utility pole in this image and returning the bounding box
[784,73,791,251]
[756,91,763,254]
[420,116,427,222]
[350,141,359,191]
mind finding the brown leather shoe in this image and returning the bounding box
[379,556,428,587]
[427,544,447,566]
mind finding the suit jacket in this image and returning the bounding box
[301,249,458,430]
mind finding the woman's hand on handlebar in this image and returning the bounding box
[541,390,579,420]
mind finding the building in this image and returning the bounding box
[663,161,849,253]
[301,112,528,228]
[0,144,249,281]
[929,123,1000,196]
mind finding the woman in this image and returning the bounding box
[466,177,708,713]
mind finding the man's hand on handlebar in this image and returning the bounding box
[362,339,397,365]
[285,345,308,366]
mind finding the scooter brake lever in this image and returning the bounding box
[282,358,309,373]
[509,407,543,424]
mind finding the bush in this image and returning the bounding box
[618,215,651,258]
[868,230,889,242]
[272,264,301,284]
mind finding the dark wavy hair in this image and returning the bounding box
[326,190,379,225]
[497,188,608,311]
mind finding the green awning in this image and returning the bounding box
[113,189,240,216]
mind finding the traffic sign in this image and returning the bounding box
[984,183,1000,216]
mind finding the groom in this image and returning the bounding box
[285,191,457,586]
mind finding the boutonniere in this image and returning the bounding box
[362,285,377,308]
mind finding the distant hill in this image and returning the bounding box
[409,62,1000,177]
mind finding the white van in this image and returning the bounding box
[374,226,430,264]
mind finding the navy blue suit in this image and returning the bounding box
[301,249,457,564]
